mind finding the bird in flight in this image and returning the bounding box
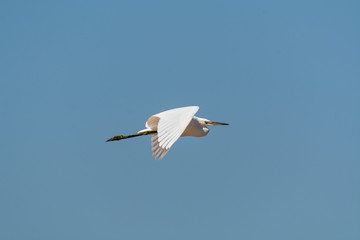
[106,106,228,160]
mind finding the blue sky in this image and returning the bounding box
[1,0,359,239]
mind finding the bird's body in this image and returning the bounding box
[106,106,228,160]
[181,116,210,137]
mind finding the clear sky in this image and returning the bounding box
[1,0,359,239]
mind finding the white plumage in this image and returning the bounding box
[107,106,228,160]
[144,106,199,159]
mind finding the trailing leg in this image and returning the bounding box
[106,130,157,142]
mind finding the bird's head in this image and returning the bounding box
[198,118,229,126]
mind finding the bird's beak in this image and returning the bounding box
[208,121,229,126]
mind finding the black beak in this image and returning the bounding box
[209,122,229,126]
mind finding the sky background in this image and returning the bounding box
[1,0,360,239]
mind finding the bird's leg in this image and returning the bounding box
[106,131,157,142]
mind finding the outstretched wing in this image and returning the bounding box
[151,134,170,160]
[148,106,199,160]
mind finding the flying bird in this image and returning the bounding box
[106,106,228,160]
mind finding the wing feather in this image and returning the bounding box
[151,135,169,160]
[157,106,199,149]
[149,106,199,160]
[161,128,183,149]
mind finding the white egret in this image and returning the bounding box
[106,106,228,160]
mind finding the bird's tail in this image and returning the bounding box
[106,130,156,142]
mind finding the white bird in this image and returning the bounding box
[106,106,228,160]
